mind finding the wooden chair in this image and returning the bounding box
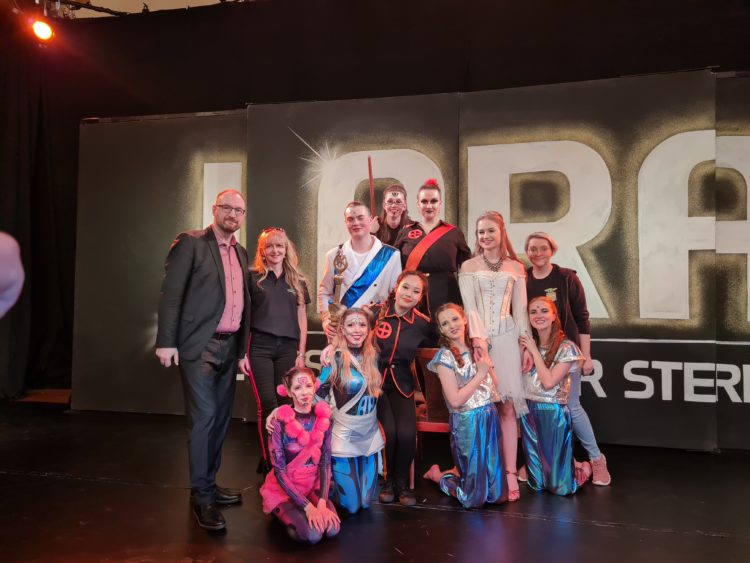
[415,348,450,432]
[410,348,450,487]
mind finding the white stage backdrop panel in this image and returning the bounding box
[73,72,750,449]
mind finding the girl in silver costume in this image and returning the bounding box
[423,303,509,508]
[519,296,592,495]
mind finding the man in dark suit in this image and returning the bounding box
[155,189,251,531]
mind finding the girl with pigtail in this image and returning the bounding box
[317,307,384,514]
[422,303,508,509]
[259,367,340,544]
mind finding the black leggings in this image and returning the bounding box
[247,332,297,463]
[377,388,416,484]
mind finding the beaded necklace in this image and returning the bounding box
[482,254,503,272]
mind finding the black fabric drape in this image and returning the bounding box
[1,10,37,397]
[1,9,72,397]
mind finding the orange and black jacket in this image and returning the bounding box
[372,302,432,398]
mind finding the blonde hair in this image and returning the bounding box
[524,231,559,254]
[252,228,307,306]
[473,211,518,261]
[330,308,381,398]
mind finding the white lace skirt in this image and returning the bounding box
[488,325,528,417]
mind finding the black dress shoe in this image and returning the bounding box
[216,486,242,505]
[192,503,226,530]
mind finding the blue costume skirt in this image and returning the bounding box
[331,453,379,514]
[521,401,578,496]
[439,403,506,508]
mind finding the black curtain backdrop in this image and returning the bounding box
[0,11,35,397]
[1,0,750,396]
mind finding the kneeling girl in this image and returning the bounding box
[260,367,340,543]
[423,303,508,508]
[519,296,592,495]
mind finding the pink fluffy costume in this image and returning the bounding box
[260,401,339,544]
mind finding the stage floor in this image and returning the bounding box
[1,402,748,562]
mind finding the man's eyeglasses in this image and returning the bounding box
[216,204,246,215]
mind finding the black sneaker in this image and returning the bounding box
[379,479,395,503]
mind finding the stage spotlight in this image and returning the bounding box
[32,20,54,42]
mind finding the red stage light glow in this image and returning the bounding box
[32,20,54,42]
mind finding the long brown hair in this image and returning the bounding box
[434,303,471,368]
[330,308,381,398]
[473,211,519,261]
[377,184,411,241]
[252,228,307,306]
[528,296,565,368]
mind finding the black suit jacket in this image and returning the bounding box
[156,227,251,361]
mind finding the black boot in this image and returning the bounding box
[379,478,395,503]
[395,479,416,507]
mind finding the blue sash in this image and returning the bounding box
[342,246,396,308]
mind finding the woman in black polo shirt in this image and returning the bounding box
[242,227,310,474]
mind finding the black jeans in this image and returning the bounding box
[247,331,298,463]
[180,333,238,504]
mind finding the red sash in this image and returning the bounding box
[404,223,455,271]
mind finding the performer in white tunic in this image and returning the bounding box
[458,211,529,502]
[318,201,401,340]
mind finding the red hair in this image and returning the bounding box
[528,296,565,368]
[434,303,470,368]
[418,178,442,196]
